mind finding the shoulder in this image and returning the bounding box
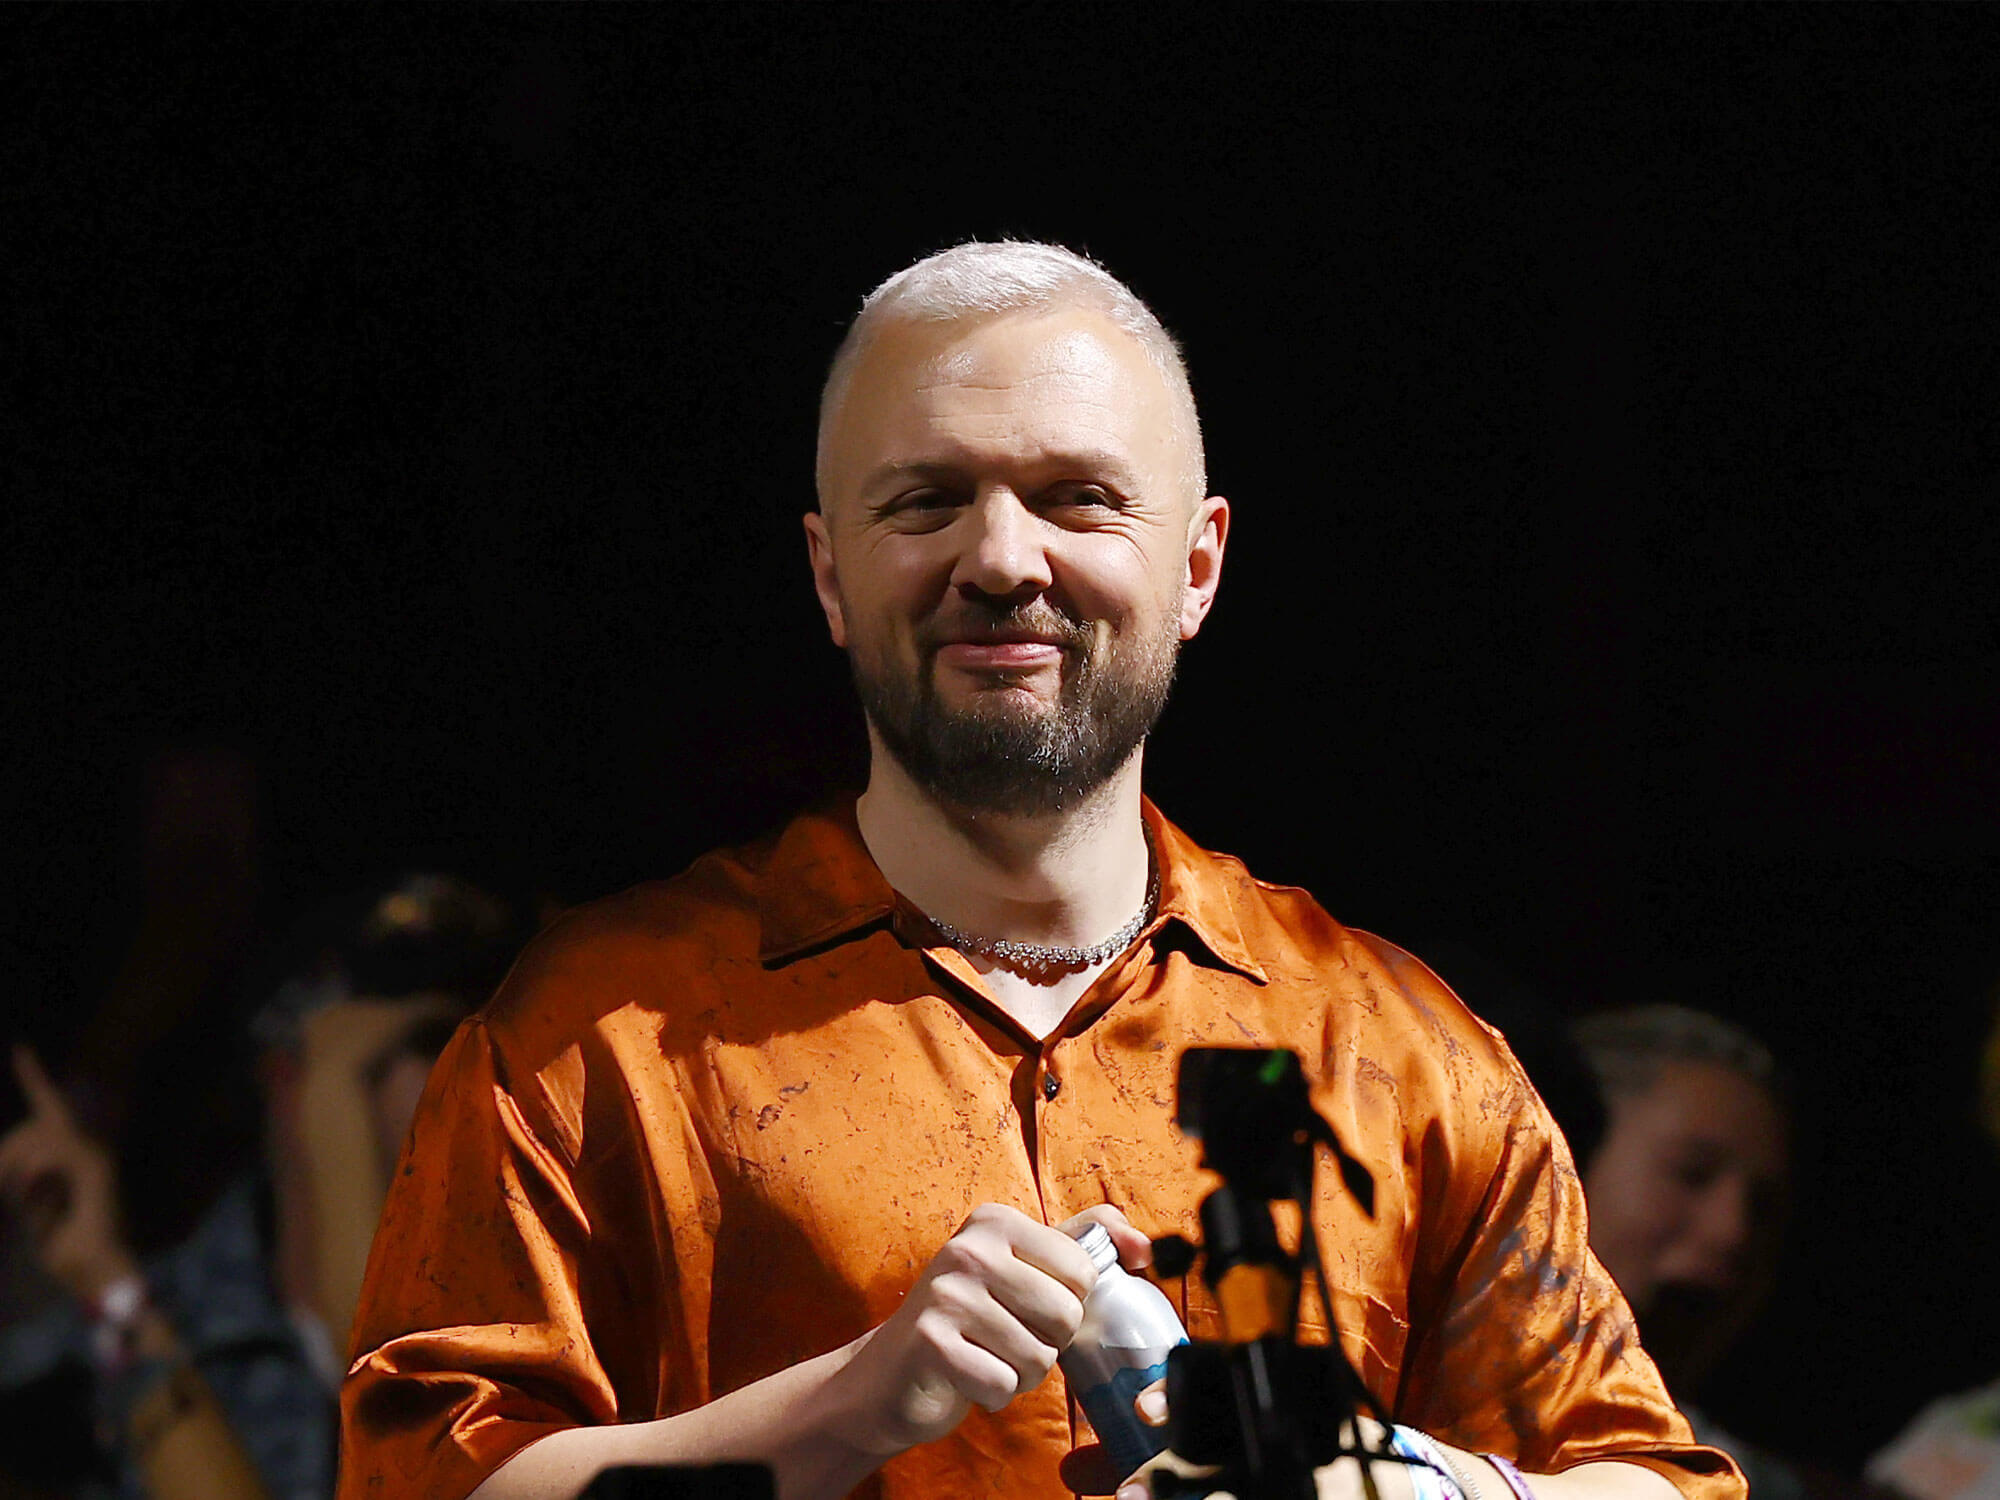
[415,832,787,1163]
[462,830,796,1118]
[1176,828,1527,1101]
[484,834,775,1033]
[1173,828,1479,1022]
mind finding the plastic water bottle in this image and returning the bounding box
[1060,1224,1189,1479]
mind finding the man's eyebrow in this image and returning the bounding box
[857,450,1143,495]
[857,460,963,494]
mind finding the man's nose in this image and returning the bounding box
[949,490,1053,602]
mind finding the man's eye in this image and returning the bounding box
[878,491,961,529]
[1047,483,1118,509]
[882,489,954,513]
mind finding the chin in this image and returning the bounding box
[939,684,1061,723]
[939,664,1063,697]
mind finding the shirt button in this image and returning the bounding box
[1042,1071,1061,1101]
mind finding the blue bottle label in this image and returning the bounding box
[1076,1355,1177,1481]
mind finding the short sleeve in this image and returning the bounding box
[1386,974,1745,1500]
[337,1015,623,1500]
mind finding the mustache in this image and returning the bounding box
[916,600,1094,653]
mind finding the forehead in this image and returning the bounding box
[825,308,1182,494]
[1630,1061,1790,1169]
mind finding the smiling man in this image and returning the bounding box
[339,244,1744,1500]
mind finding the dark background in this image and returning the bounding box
[8,4,1996,1474]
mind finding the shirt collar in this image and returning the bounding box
[755,797,900,965]
[756,793,1269,984]
[1140,799,1271,984]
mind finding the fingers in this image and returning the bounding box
[1350,1414,1390,1448]
[909,1205,1100,1411]
[1060,1201,1155,1272]
[0,1050,90,1200]
[1080,1378,1391,1500]
[1058,1440,1128,1496]
[1056,1382,1174,1496]
[1117,1447,1224,1500]
[995,1210,1097,1302]
[0,1120,42,1196]
[873,1204,1140,1449]
[0,1117,71,1199]
[0,1077,109,1217]
[930,1212,1091,1361]
[12,1046,73,1127]
[911,1305,1044,1413]
[0,1120,75,1239]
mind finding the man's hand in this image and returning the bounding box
[0,1045,139,1304]
[823,1202,1099,1458]
[1057,1201,1154,1271]
[1105,1408,1677,1500]
[1119,1413,1418,1500]
[1063,1379,1418,1500]
[470,1202,1162,1500]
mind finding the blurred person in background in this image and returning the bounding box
[1572,1006,1803,1499]
[0,874,524,1500]
[1865,990,2000,1500]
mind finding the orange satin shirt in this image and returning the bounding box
[339,798,1742,1500]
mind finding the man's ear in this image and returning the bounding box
[803,510,848,648]
[1179,494,1230,641]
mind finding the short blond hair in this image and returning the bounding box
[816,240,1206,506]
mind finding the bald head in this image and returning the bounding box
[816,242,1206,513]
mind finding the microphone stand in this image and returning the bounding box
[1150,1049,1408,1500]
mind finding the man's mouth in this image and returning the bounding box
[923,606,1088,679]
[933,638,1066,673]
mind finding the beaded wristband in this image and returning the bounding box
[1482,1453,1537,1500]
[86,1273,149,1375]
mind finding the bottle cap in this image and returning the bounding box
[1075,1222,1119,1274]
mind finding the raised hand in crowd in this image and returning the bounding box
[0,1045,270,1500]
[0,1045,138,1307]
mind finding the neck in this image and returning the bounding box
[854,732,1152,950]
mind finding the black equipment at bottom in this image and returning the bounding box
[581,1464,775,1500]
[1148,1048,1410,1500]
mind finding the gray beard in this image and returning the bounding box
[850,607,1179,819]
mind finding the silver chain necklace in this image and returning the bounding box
[923,864,1161,976]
